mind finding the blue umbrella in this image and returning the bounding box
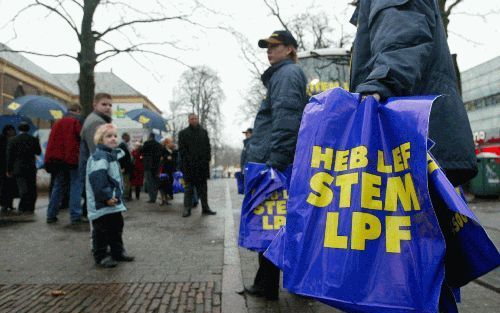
[7,95,67,120]
[126,108,167,132]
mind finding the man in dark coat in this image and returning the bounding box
[244,30,308,301]
[6,122,41,214]
[349,0,477,186]
[240,128,252,171]
[178,113,215,217]
[0,124,17,214]
[118,132,133,201]
[349,1,477,310]
[141,133,162,203]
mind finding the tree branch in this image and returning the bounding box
[263,0,291,33]
[448,30,483,46]
[445,0,463,16]
[97,15,189,39]
[34,0,80,36]
[68,0,83,9]
[0,48,76,60]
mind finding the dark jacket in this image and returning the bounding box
[350,0,477,185]
[44,113,82,170]
[240,138,250,170]
[178,125,211,181]
[118,142,133,175]
[6,132,41,176]
[246,59,308,171]
[0,134,9,176]
[141,138,162,171]
[161,147,178,176]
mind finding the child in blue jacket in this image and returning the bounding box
[86,123,134,268]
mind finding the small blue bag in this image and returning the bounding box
[238,163,291,252]
[172,171,185,193]
[235,171,244,194]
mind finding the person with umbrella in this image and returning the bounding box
[6,122,41,215]
[141,133,162,203]
[0,124,17,214]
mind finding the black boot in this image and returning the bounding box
[202,208,216,215]
[182,207,191,217]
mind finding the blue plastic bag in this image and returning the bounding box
[238,163,291,252]
[235,171,244,194]
[173,171,185,193]
[264,88,499,313]
[427,154,500,287]
[267,88,442,312]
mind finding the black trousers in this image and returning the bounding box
[183,178,209,211]
[0,175,16,208]
[253,252,280,299]
[15,173,37,212]
[91,212,125,262]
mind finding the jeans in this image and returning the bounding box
[47,167,82,221]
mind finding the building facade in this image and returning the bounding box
[462,56,500,143]
[0,43,162,136]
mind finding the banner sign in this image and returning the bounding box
[238,163,291,252]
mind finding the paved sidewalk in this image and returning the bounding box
[0,179,498,313]
[0,181,227,313]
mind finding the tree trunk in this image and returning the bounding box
[78,0,100,116]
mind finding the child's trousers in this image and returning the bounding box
[91,212,125,262]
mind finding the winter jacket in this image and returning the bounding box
[240,137,250,170]
[6,132,41,177]
[118,141,133,175]
[141,138,163,171]
[246,59,308,170]
[44,113,82,170]
[178,125,211,182]
[349,0,477,185]
[86,144,126,221]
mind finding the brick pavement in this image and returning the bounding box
[0,282,220,313]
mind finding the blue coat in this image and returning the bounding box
[247,59,308,171]
[86,144,126,221]
[350,0,477,185]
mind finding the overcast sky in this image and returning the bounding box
[0,0,499,147]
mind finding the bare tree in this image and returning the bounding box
[238,76,266,122]
[1,0,204,115]
[262,0,353,51]
[170,65,225,163]
[438,0,464,37]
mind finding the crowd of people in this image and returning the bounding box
[0,91,216,268]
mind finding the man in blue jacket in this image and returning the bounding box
[349,0,476,186]
[244,30,308,301]
[349,1,477,310]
